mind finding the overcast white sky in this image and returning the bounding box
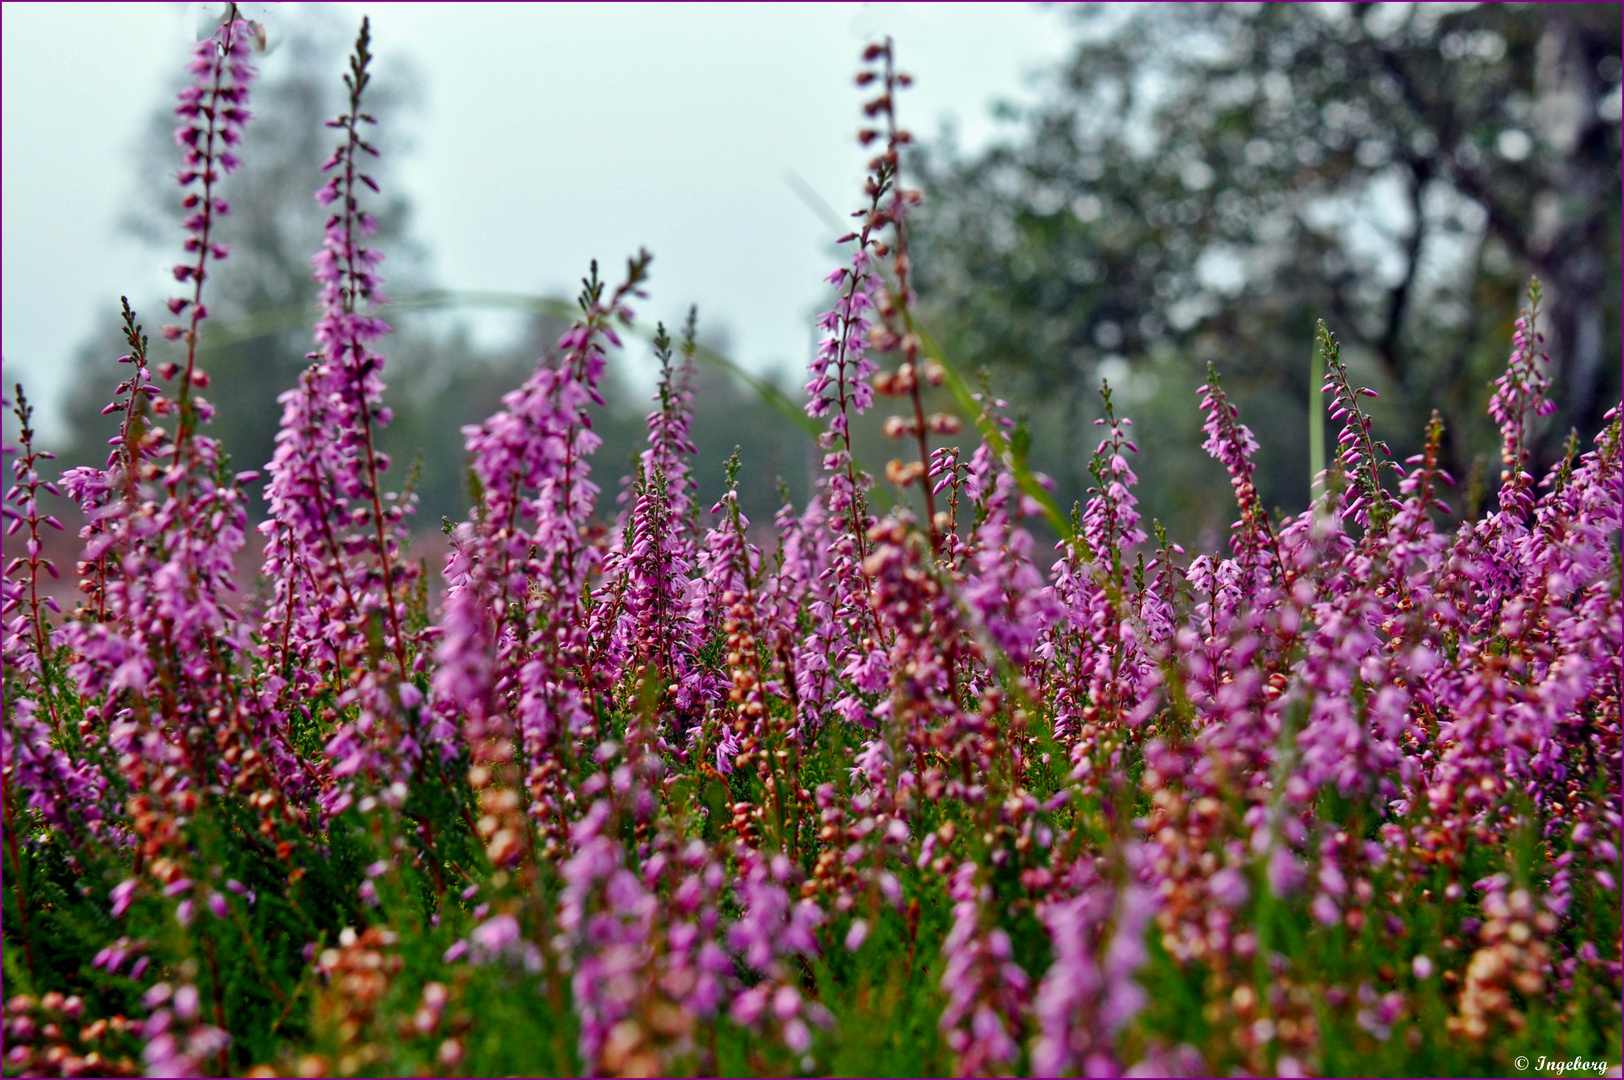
[2,2,1072,441]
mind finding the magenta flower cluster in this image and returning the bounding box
[2,19,1618,1080]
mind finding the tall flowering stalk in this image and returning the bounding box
[1319,320,1399,535]
[434,252,650,862]
[4,390,110,854]
[21,13,272,1000]
[1416,289,1611,880]
[937,861,1030,1076]
[1029,878,1156,1077]
[694,454,768,776]
[1044,384,1157,752]
[642,309,700,528]
[64,300,159,626]
[1198,363,1288,589]
[54,10,259,809]
[164,7,257,465]
[1286,328,1412,804]
[602,315,703,720]
[802,195,880,543]
[959,411,1061,677]
[259,18,419,813]
[861,37,949,551]
[3,389,64,713]
[802,228,885,733]
[1486,281,1557,521]
[798,40,948,734]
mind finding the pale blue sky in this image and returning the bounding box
[2,2,1072,440]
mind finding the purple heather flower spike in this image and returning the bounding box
[259,18,418,817]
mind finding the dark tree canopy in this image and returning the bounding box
[913,1,1621,540]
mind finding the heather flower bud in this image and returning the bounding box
[884,459,925,486]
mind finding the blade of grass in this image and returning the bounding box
[1310,335,1326,500]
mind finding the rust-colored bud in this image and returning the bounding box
[486,828,522,867]
[869,325,901,352]
[863,96,892,118]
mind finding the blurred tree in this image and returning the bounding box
[674,326,813,525]
[60,5,428,510]
[912,1,1621,539]
[55,8,811,531]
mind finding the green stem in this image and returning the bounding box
[1310,338,1326,501]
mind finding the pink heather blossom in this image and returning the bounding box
[2,30,1618,1080]
[432,254,650,801]
[1030,877,1157,1077]
[51,13,263,845]
[259,18,418,815]
[598,317,710,729]
[938,862,1029,1077]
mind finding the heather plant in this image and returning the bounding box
[3,11,1620,1079]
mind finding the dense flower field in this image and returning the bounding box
[3,13,1619,1078]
